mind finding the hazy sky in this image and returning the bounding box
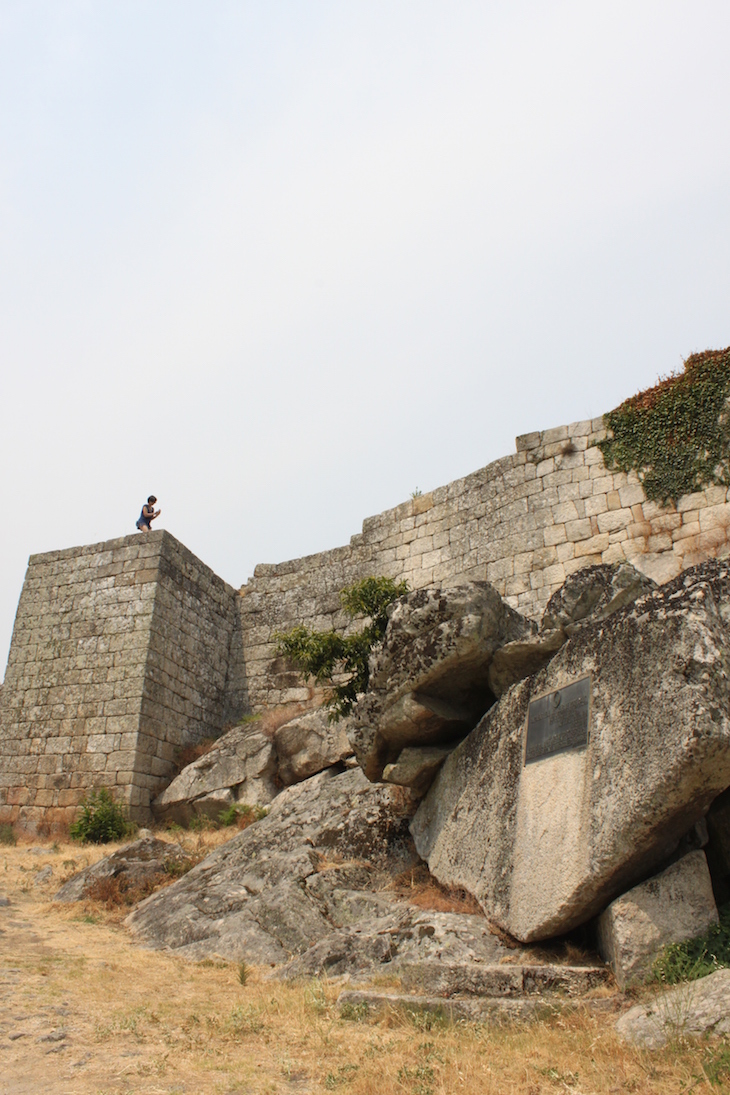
[1,1,729,674]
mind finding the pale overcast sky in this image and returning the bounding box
[1,1,729,674]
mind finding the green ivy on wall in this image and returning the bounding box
[598,347,730,505]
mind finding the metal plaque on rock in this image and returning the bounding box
[524,676,591,764]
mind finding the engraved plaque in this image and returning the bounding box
[524,676,591,764]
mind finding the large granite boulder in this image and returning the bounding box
[350,583,536,782]
[274,707,352,786]
[152,724,278,825]
[596,851,719,989]
[412,559,730,943]
[54,837,190,902]
[128,767,417,964]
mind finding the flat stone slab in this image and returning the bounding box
[337,989,543,1023]
[616,969,730,1048]
[397,961,611,998]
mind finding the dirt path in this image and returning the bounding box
[0,840,723,1095]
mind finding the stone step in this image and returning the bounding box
[338,989,545,1023]
[395,961,611,998]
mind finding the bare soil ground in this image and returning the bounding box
[1,834,728,1095]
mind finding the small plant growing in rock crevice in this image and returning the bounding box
[275,576,409,720]
[0,822,16,846]
[69,788,130,844]
[651,903,730,984]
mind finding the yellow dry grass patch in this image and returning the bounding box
[1,837,727,1094]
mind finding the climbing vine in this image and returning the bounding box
[598,347,730,505]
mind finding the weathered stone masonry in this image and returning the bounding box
[0,531,245,827]
[240,417,730,709]
[4,412,730,826]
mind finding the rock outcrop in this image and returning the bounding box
[274,708,352,786]
[411,560,730,942]
[151,724,278,825]
[349,583,536,783]
[616,969,730,1048]
[54,837,190,902]
[596,851,719,989]
[129,768,417,964]
[540,562,656,635]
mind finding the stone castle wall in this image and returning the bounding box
[240,417,730,709]
[4,409,730,826]
[0,531,244,829]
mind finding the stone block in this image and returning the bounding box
[584,445,605,466]
[678,492,709,514]
[584,494,608,517]
[565,519,591,543]
[596,508,634,534]
[556,482,581,502]
[700,503,730,531]
[552,500,580,523]
[574,534,610,558]
[597,852,718,989]
[601,543,626,565]
[543,525,567,547]
[647,513,681,535]
[618,483,646,508]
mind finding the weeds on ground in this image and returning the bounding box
[702,1038,730,1087]
[69,788,130,843]
[651,903,730,984]
[0,822,16,845]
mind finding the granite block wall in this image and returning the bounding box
[4,409,730,826]
[0,531,245,830]
[240,417,730,709]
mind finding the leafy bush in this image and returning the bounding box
[0,822,16,846]
[69,788,130,844]
[651,903,730,984]
[275,576,409,719]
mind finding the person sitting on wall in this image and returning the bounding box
[136,495,161,532]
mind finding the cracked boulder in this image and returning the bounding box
[412,559,730,943]
[128,767,417,964]
[274,707,353,786]
[349,582,536,782]
[151,723,278,825]
[487,562,657,699]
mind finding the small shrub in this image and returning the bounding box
[651,903,730,984]
[218,804,269,829]
[275,576,409,720]
[69,789,129,844]
[238,961,249,986]
[0,822,16,846]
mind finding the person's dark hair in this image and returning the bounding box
[148,495,157,504]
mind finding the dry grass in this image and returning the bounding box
[387,863,485,916]
[1,836,728,1094]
